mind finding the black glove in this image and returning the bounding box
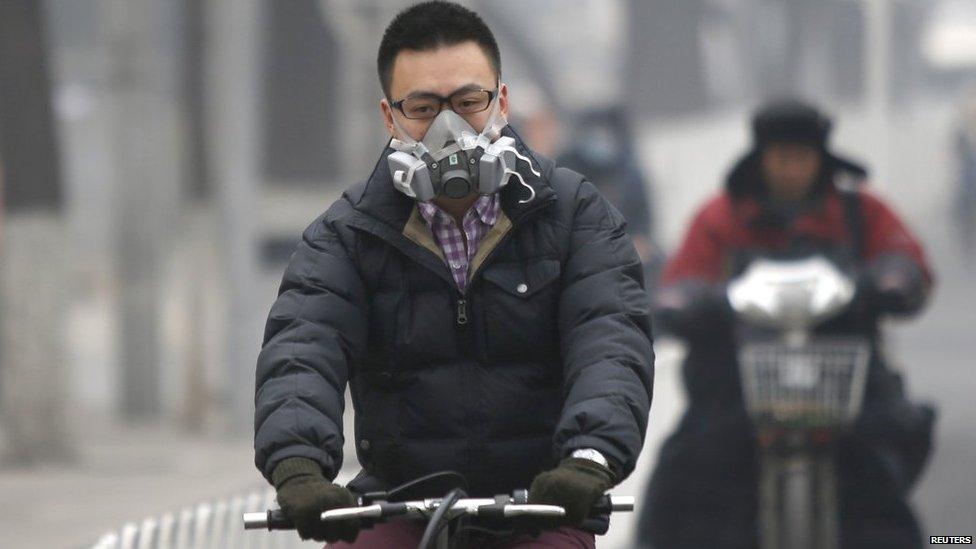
[857,254,929,316]
[654,280,732,340]
[528,457,615,527]
[272,457,360,543]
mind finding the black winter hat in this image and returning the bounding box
[751,100,832,150]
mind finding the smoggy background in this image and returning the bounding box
[0,1,974,547]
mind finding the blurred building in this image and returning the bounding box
[0,0,972,456]
[1,1,974,547]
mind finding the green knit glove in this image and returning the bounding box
[272,457,360,543]
[528,457,615,526]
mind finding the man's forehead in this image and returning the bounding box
[389,42,496,98]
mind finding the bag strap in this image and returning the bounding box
[837,176,865,259]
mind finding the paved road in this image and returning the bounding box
[0,418,259,548]
[892,229,976,539]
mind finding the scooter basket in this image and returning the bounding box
[738,339,870,428]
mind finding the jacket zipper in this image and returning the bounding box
[452,197,554,331]
[455,296,468,327]
[348,195,555,330]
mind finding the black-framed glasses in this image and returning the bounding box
[391,88,497,120]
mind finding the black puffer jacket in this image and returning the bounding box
[254,131,654,496]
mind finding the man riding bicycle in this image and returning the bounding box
[638,100,935,549]
[253,2,654,546]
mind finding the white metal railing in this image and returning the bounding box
[89,486,318,549]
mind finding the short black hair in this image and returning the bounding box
[377,1,501,98]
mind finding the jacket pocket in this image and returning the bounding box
[481,259,561,298]
[481,259,562,359]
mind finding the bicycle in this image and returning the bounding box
[243,471,634,549]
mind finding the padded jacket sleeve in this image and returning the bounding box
[859,191,934,316]
[654,198,733,339]
[553,181,655,481]
[254,204,368,483]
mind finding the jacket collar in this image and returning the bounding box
[725,148,868,200]
[725,148,868,228]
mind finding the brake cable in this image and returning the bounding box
[418,487,466,549]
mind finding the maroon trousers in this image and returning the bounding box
[327,521,596,548]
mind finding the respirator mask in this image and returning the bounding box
[387,89,539,203]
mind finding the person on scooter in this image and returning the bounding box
[253,2,654,546]
[638,100,935,549]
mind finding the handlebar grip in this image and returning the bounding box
[242,509,293,530]
[502,504,565,517]
[321,503,386,521]
[592,495,635,514]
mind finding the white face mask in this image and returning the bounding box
[386,90,539,203]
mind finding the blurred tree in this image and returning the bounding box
[206,0,264,431]
[181,0,209,203]
[473,0,566,118]
[0,2,63,212]
[105,0,184,420]
[889,0,928,103]
[829,0,866,101]
[742,0,848,102]
[316,0,401,180]
[0,0,75,464]
[625,0,709,118]
[264,0,341,184]
[178,0,211,431]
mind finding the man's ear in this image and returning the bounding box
[498,82,509,120]
[380,98,396,138]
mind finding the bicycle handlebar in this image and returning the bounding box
[242,494,635,530]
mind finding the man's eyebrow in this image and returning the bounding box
[403,83,486,100]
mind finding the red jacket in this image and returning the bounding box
[663,185,932,287]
